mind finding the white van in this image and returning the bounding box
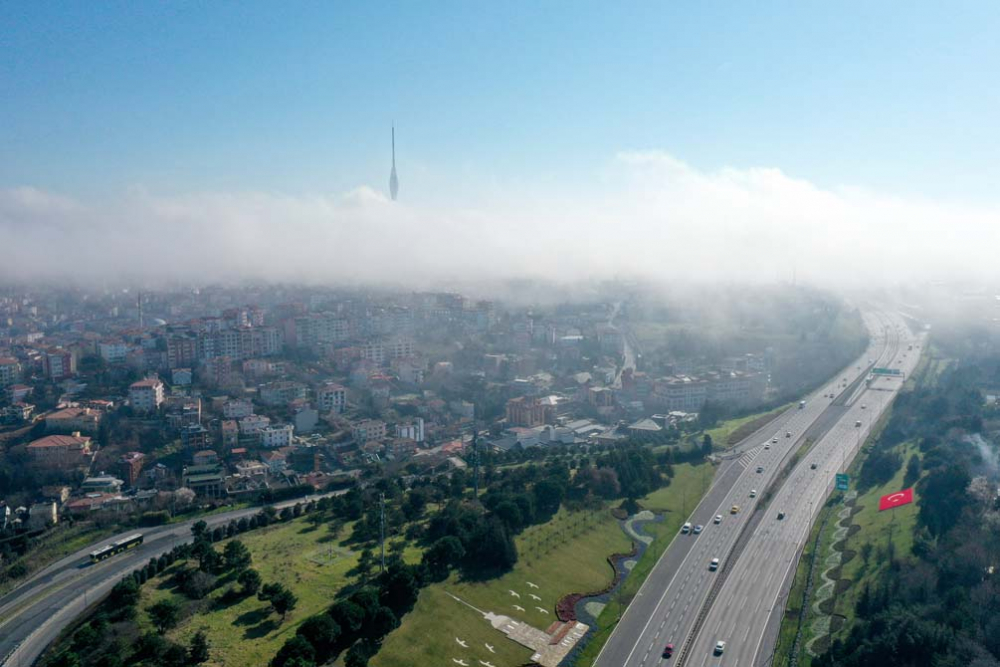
[681,522,692,534]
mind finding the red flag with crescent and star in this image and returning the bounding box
[878,488,914,511]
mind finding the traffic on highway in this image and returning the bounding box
[597,310,919,667]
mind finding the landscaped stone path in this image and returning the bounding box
[806,491,857,656]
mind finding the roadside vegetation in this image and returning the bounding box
[776,347,1000,667]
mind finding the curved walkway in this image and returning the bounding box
[805,491,857,656]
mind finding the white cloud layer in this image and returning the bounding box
[1,152,997,288]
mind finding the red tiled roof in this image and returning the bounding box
[28,434,91,449]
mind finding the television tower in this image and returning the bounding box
[389,125,399,201]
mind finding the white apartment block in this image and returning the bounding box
[223,399,254,419]
[129,378,165,413]
[98,342,128,364]
[239,414,271,436]
[317,382,347,414]
[261,424,294,448]
[351,419,387,443]
[0,358,21,387]
[394,417,425,443]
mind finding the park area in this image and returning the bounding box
[375,461,716,667]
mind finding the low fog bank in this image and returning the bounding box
[3,151,998,289]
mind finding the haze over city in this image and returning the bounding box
[4,2,1000,286]
[3,6,1000,667]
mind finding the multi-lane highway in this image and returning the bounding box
[596,310,914,667]
[684,314,920,667]
[0,492,342,667]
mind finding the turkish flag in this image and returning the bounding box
[878,488,914,511]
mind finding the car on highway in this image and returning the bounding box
[771,437,778,444]
[756,465,764,473]
[810,462,818,469]
[764,443,770,450]
[750,489,757,497]
[709,557,720,571]
[693,524,704,535]
[714,514,722,524]
[714,641,726,655]
[861,404,867,409]
[855,420,862,427]
[681,522,692,534]
[662,643,674,659]
[777,511,786,520]
[785,431,792,438]
[731,505,740,514]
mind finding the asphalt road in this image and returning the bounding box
[0,491,344,667]
[684,313,920,667]
[595,310,902,667]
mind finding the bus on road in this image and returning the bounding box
[89,533,144,563]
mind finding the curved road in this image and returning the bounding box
[0,491,344,667]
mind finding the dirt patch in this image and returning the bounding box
[835,578,853,595]
[850,505,865,516]
[847,524,862,537]
[840,549,857,566]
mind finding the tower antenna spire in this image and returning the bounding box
[389,124,399,201]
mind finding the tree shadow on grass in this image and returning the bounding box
[234,606,272,627]
[244,617,280,639]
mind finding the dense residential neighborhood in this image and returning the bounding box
[0,284,808,544]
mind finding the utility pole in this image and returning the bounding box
[379,492,386,573]
[472,431,480,498]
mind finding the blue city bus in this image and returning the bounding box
[89,533,144,563]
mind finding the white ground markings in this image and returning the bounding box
[535,606,550,614]
[736,445,764,469]
[508,589,521,598]
[452,660,469,666]
[484,643,495,653]
[455,637,469,648]
[513,604,526,612]
[479,662,496,667]
[526,581,539,589]
[529,593,542,601]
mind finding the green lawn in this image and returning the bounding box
[573,462,716,666]
[150,517,386,667]
[375,506,632,667]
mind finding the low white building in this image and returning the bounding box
[261,424,294,448]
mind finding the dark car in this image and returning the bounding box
[663,643,675,658]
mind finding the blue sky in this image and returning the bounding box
[3,1,1000,204]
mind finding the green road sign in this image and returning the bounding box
[872,367,902,376]
[836,473,850,491]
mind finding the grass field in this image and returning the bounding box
[572,461,716,666]
[375,505,633,667]
[143,515,414,667]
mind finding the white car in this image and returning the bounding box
[771,437,778,444]
[714,514,722,524]
[714,641,726,655]
[681,522,692,534]
[709,557,720,571]
[764,443,771,450]
[750,489,757,498]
